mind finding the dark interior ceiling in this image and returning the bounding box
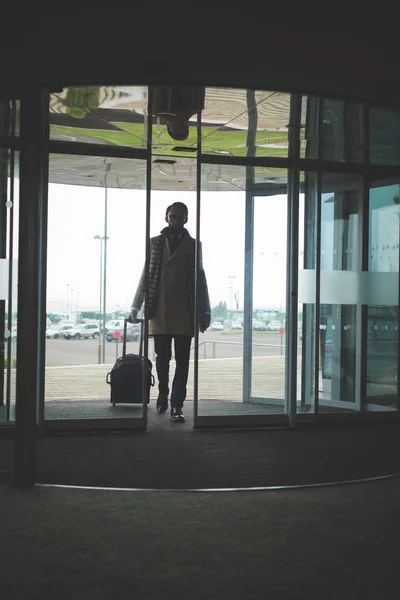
[4,1,400,109]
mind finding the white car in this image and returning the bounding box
[253,320,267,331]
[231,322,243,331]
[266,320,283,332]
[46,324,75,339]
[104,319,126,332]
[211,321,224,331]
[64,324,100,340]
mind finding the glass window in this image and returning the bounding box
[45,154,147,421]
[251,169,288,407]
[198,164,245,413]
[301,97,364,162]
[49,86,148,149]
[365,183,400,410]
[370,107,400,165]
[320,99,364,163]
[198,164,289,418]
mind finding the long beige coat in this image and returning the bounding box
[132,232,199,336]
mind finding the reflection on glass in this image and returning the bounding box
[366,307,398,409]
[365,184,400,409]
[370,107,400,165]
[319,174,360,409]
[319,304,357,405]
[200,163,287,192]
[45,155,147,420]
[151,85,203,157]
[320,99,364,163]
[49,86,148,148]
[201,88,290,157]
[298,172,318,413]
[301,97,364,162]
[48,154,147,190]
[151,157,197,192]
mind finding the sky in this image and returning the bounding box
[6,172,399,320]
[44,183,293,316]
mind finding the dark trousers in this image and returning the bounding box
[153,335,192,409]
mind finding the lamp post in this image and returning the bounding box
[69,288,75,320]
[94,235,104,364]
[228,275,236,318]
[102,161,111,364]
[66,283,70,319]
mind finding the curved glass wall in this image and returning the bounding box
[2,85,400,433]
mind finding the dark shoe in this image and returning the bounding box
[156,395,168,414]
[170,407,185,422]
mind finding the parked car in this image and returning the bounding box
[266,320,282,332]
[211,321,224,331]
[4,324,17,340]
[104,319,126,332]
[64,324,100,340]
[231,322,243,331]
[106,323,139,343]
[46,324,75,339]
[253,320,267,331]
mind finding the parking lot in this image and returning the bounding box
[44,331,287,367]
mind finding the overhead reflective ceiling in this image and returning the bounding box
[48,85,291,191]
[48,154,288,192]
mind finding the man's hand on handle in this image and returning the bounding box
[129,309,139,324]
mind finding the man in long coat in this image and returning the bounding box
[131,202,211,422]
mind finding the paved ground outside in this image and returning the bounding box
[3,331,291,409]
[5,356,287,403]
[42,331,288,367]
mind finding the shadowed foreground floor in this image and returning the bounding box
[1,478,399,599]
[1,424,400,489]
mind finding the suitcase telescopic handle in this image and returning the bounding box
[124,317,144,359]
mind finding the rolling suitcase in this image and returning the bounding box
[106,319,154,406]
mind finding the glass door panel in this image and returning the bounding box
[318,173,362,412]
[197,165,245,416]
[43,154,148,430]
[250,184,288,412]
[196,164,289,425]
[364,181,400,411]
